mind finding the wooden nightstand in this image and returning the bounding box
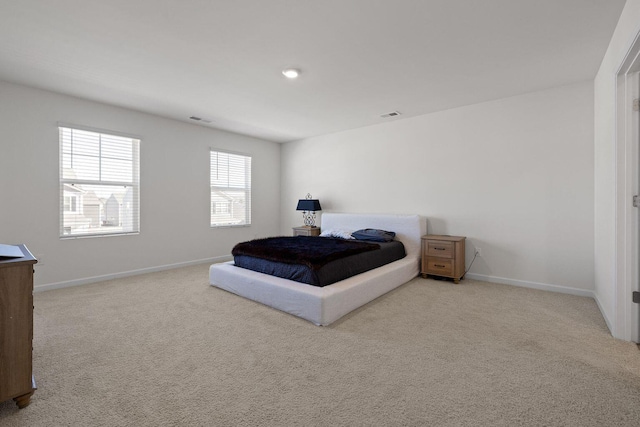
[292,226,321,237]
[421,235,466,283]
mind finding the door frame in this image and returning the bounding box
[615,31,640,343]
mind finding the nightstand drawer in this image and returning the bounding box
[426,241,454,258]
[426,258,454,276]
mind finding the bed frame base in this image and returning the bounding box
[209,213,425,326]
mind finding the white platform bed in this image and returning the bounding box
[209,213,426,326]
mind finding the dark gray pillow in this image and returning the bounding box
[351,228,396,242]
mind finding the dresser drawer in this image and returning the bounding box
[426,258,454,276]
[426,241,454,258]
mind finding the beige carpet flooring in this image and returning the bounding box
[1,264,640,426]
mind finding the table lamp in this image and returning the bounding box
[296,193,322,227]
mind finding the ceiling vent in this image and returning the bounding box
[189,116,212,124]
[380,111,401,118]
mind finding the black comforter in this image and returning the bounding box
[232,236,406,287]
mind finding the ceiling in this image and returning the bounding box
[0,0,627,143]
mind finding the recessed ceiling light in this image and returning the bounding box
[282,68,300,79]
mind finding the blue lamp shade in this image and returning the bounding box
[296,199,322,212]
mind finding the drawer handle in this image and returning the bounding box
[434,264,446,268]
[434,247,446,250]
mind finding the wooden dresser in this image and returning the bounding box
[421,235,466,283]
[0,245,37,408]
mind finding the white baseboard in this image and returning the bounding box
[34,255,233,293]
[35,260,599,304]
[592,292,614,334]
[464,273,595,298]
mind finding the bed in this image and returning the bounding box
[209,213,426,326]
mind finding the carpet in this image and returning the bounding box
[1,264,639,426]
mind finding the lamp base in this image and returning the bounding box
[301,211,317,227]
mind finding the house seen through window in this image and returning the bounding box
[59,125,140,237]
[210,149,251,227]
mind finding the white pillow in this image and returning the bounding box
[319,229,355,239]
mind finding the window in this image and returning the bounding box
[210,150,251,227]
[59,124,140,237]
[63,195,79,213]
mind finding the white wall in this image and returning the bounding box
[594,0,640,338]
[0,81,281,288]
[281,81,594,294]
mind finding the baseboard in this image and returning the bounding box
[464,273,595,298]
[36,261,597,301]
[34,255,233,293]
[592,292,614,334]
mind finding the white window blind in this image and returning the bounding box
[59,125,140,238]
[210,149,251,227]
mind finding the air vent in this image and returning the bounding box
[189,116,212,124]
[380,111,401,118]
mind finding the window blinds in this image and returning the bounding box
[210,150,251,227]
[59,125,140,237]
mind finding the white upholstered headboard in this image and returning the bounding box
[320,213,426,260]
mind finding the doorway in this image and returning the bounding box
[616,38,640,343]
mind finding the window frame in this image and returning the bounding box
[58,123,140,239]
[210,148,252,228]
